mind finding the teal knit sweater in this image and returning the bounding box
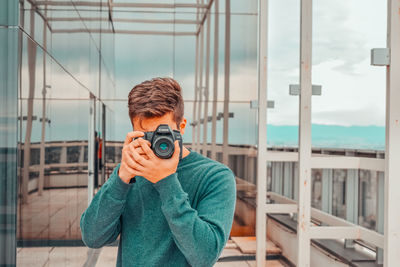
[80,150,236,267]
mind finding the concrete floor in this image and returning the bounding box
[17,188,87,240]
[17,245,286,267]
[17,188,286,266]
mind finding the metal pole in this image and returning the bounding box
[35,1,209,9]
[38,8,47,196]
[196,3,205,153]
[192,0,200,151]
[210,0,219,161]
[202,7,211,156]
[48,17,199,25]
[384,0,400,265]
[296,0,313,265]
[52,29,197,36]
[256,0,268,266]
[88,95,95,206]
[22,9,37,204]
[101,104,106,185]
[222,0,230,166]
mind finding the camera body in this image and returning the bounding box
[139,124,183,159]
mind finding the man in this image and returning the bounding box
[80,77,236,267]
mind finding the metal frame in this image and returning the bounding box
[35,1,209,9]
[196,0,204,153]
[192,1,200,151]
[88,94,96,205]
[210,0,219,160]
[296,0,313,265]
[384,0,400,266]
[222,0,230,166]
[48,17,199,25]
[201,5,211,156]
[38,7,48,196]
[51,29,197,35]
[22,8,37,204]
[255,0,268,265]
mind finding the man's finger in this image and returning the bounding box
[129,139,142,150]
[128,142,149,159]
[135,147,145,155]
[138,138,155,160]
[120,161,139,177]
[123,131,144,146]
[124,151,146,172]
[131,147,150,167]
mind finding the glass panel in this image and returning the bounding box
[268,0,300,147]
[0,26,19,266]
[0,0,19,26]
[312,0,386,149]
[16,1,116,264]
[311,169,323,209]
[332,169,346,219]
[359,170,378,230]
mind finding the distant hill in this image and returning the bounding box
[267,124,385,150]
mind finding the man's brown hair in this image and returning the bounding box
[128,77,184,128]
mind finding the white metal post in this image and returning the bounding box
[202,8,211,156]
[222,0,230,166]
[384,0,400,265]
[297,0,313,266]
[22,9,37,204]
[256,0,268,266]
[210,0,219,161]
[88,95,96,206]
[39,9,47,196]
[192,0,200,151]
[196,11,204,153]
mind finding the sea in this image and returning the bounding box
[266,124,385,150]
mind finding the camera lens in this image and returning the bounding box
[159,142,168,151]
[153,137,174,159]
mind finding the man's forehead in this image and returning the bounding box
[132,116,176,131]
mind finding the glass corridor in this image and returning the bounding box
[1,0,399,266]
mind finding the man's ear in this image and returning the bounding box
[179,118,187,135]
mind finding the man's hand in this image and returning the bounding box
[129,138,181,184]
[118,131,147,184]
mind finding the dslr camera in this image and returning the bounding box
[137,124,183,159]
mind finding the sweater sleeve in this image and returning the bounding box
[80,164,134,248]
[152,168,236,267]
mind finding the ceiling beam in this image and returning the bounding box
[196,0,214,35]
[35,1,208,9]
[47,17,199,25]
[51,29,197,36]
